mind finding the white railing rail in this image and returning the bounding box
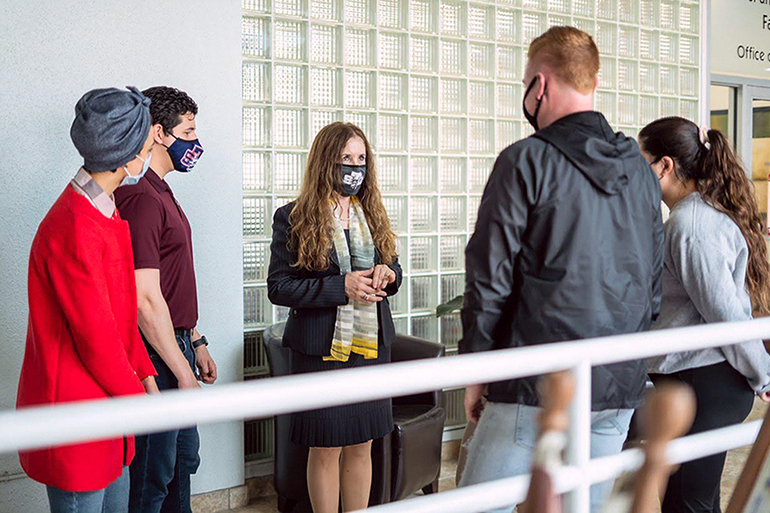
[2,317,770,513]
[367,420,764,512]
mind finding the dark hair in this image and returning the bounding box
[639,116,770,315]
[141,86,198,135]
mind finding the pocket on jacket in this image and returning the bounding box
[283,307,337,356]
[518,272,563,318]
[520,271,563,290]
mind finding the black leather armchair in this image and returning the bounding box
[263,323,446,512]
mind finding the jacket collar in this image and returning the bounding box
[533,110,634,196]
[547,111,615,140]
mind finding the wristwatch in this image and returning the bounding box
[192,335,209,349]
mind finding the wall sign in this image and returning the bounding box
[712,0,770,78]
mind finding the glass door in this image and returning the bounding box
[710,85,737,148]
[745,86,770,233]
[711,83,770,233]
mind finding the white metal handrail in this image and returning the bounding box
[3,317,770,513]
[366,420,764,512]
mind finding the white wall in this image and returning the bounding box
[0,1,243,509]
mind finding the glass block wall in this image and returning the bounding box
[242,0,702,458]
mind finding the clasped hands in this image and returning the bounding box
[344,265,396,305]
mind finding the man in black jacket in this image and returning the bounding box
[458,27,663,512]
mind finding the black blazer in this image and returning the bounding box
[267,203,403,356]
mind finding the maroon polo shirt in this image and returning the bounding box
[115,169,199,330]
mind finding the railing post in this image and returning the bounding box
[565,360,592,513]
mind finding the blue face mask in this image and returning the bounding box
[121,153,151,187]
[164,134,204,173]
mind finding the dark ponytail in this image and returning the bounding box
[640,116,770,315]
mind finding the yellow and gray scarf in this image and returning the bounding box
[325,198,379,362]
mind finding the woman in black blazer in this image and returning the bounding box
[267,122,402,513]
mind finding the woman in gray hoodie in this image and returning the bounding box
[639,116,770,513]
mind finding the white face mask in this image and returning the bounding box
[120,153,152,187]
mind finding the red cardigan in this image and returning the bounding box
[17,186,156,492]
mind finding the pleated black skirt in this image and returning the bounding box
[289,344,393,448]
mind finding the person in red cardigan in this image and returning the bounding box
[17,86,159,513]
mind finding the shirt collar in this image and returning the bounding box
[70,168,116,218]
[145,167,171,193]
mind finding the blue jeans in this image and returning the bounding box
[129,332,200,513]
[459,402,634,513]
[47,466,129,513]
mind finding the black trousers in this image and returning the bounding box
[650,361,755,513]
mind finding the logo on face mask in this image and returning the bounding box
[343,170,364,189]
[180,143,204,169]
[339,164,366,197]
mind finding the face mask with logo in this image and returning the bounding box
[164,134,204,173]
[339,164,366,197]
[523,76,547,131]
[121,153,152,187]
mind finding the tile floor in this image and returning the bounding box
[226,399,768,512]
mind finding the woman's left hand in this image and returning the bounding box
[372,264,396,290]
[141,376,160,395]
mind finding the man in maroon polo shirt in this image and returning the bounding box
[115,86,216,513]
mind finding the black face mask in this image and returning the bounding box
[523,76,546,131]
[339,164,366,197]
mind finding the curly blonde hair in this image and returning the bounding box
[289,122,397,271]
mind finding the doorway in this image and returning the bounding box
[710,81,770,233]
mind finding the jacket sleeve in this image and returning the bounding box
[45,224,146,397]
[671,233,770,393]
[650,199,664,321]
[459,149,535,354]
[126,327,157,381]
[267,206,349,309]
[383,257,402,297]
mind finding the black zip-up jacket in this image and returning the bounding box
[459,111,664,410]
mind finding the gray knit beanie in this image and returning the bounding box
[70,86,152,172]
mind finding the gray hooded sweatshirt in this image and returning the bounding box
[648,192,770,393]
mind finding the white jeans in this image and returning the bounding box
[458,402,634,513]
